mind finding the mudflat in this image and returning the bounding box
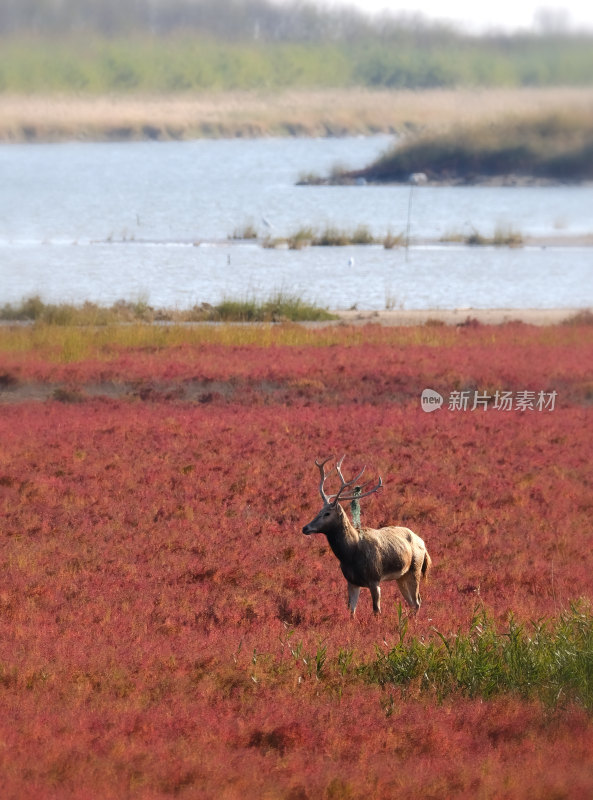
[332,308,591,326]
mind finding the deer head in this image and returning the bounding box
[302,455,382,535]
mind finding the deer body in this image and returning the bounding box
[302,457,431,615]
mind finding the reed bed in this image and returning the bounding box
[2,87,593,142]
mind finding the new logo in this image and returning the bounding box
[421,388,443,412]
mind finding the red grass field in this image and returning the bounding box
[1,322,592,798]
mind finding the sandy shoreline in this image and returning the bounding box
[331,308,591,326]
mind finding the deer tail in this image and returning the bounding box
[421,550,432,582]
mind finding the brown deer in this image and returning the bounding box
[302,456,431,616]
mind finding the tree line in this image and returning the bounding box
[1,0,587,42]
[1,0,592,91]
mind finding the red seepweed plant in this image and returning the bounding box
[0,322,592,798]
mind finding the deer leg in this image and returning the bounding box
[397,573,420,612]
[347,583,361,616]
[369,583,381,615]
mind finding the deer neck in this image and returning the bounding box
[325,505,360,563]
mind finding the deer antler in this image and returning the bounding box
[335,476,383,502]
[333,456,382,503]
[314,455,382,505]
[315,456,336,505]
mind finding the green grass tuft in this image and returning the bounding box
[363,603,593,710]
[213,292,335,322]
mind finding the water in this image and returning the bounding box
[1,137,592,310]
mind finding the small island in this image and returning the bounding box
[304,111,593,186]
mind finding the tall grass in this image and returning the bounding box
[0,294,335,325]
[363,603,593,710]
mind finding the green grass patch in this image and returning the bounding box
[0,293,336,327]
[211,292,335,322]
[0,296,335,362]
[363,603,593,710]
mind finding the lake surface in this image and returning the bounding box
[1,136,592,310]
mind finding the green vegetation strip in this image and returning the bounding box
[350,111,593,183]
[1,300,591,361]
[2,34,593,93]
[280,605,593,712]
[0,293,335,325]
[365,605,593,709]
[214,294,335,322]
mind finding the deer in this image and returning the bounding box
[302,456,431,616]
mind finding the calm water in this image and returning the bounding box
[1,137,592,310]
